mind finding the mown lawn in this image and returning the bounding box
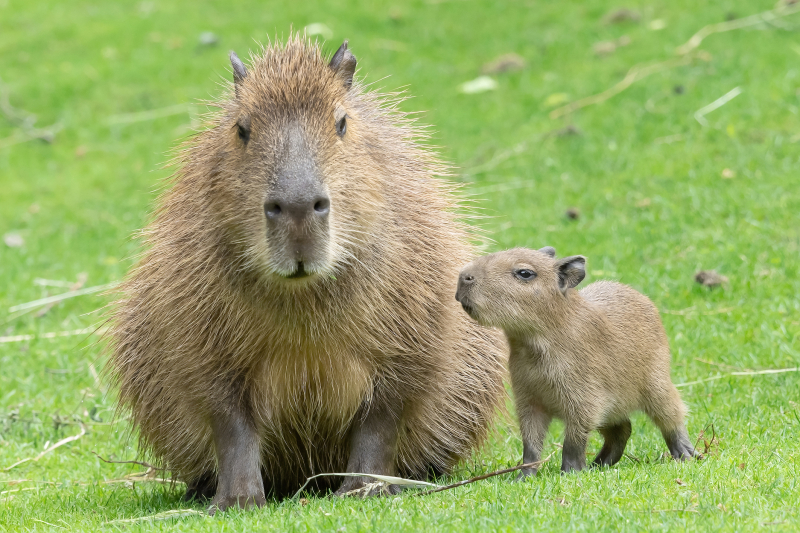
[1,0,799,531]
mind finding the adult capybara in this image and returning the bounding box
[456,247,699,479]
[106,36,506,512]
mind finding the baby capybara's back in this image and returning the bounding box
[106,37,506,506]
[580,280,672,378]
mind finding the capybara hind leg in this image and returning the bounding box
[645,383,700,461]
[593,419,631,467]
[208,399,266,515]
[664,426,701,460]
[334,390,404,497]
[184,472,216,502]
[515,401,551,480]
[561,424,589,474]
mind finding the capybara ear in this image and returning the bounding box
[555,255,586,293]
[329,40,357,89]
[229,51,248,96]
[538,246,556,258]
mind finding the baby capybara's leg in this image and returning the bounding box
[664,426,700,460]
[561,423,589,473]
[644,384,700,460]
[516,401,552,480]
[593,419,631,467]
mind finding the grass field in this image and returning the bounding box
[1,0,799,531]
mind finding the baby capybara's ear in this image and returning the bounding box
[555,255,586,294]
[538,246,556,258]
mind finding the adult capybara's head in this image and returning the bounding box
[198,37,392,283]
[455,247,586,331]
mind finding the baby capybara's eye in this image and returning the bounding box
[237,123,250,143]
[336,115,347,137]
[514,269,536,281]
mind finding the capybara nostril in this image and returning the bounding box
[313,197,330,216]
[264,202,282,219]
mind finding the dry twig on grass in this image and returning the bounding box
[548,54,699,119]
[35,274,88,318]
[677,3,800,55]
[1,425,86,472]
[7,282,118,314]
[548,4,800,120]
[91,451,166,471]
[0,326,106,344]
[677,367,800,388]
[414,450,558,496]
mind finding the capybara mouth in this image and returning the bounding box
[284,262,311,279]
[460,302,476,317]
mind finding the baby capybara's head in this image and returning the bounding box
[201,38,387,283]
[455,247,586,331]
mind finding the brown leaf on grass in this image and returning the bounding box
[566,207,580,220]
[593,36,631,56]
[695,270,728,288]
[593,41,617,56]
[553,124,582,137]
[675,478,687,486]
[603,8,640,24]
[481,53,526,75]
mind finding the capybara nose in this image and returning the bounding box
[264,194,330,222]
[455,270,476,302]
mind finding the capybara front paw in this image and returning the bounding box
[208,492,266,515]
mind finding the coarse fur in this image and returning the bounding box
[105,35,506,508]
[456,247,699,478]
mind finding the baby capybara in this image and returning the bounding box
[456,247,698,478]
[107,37,506,512]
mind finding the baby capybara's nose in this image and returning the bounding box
[456,270,476,302]
[264,194,330,223]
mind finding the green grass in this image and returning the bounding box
[1,0,799,530]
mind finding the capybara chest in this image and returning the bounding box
[249,344,375,435]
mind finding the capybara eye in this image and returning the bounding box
[514,269,536,281]
[237,123,250,144]
[236,115,251,145]
[336,115,347,137]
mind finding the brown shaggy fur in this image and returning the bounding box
[106,36,506,502]
[456,247,698,478]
